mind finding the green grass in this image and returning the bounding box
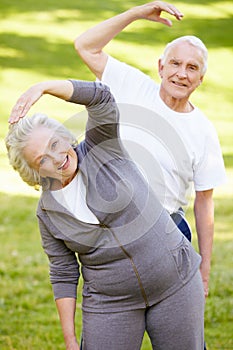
[0,192,232,349]
[0,0,233,349]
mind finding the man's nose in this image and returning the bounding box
[176,66,187,78]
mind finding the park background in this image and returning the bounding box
[0,0,232,349]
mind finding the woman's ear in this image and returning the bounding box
[34,184,40,191]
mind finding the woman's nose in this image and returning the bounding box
[51,153,64,167]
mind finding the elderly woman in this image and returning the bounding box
[6,79,204,350]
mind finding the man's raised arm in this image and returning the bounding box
[74,1,183,80]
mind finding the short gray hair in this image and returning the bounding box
[160,35,208,75]
[5,113,77,189]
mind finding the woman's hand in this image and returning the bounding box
[8,84,44,124]
[8,80,74,124]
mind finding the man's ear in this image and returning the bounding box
[199,75,204,85]
[158,59,163,78]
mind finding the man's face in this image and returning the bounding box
[159,41,204,101]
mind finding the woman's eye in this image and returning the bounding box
[51,141,58,150]
[40,157,47,165]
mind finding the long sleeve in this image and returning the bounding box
[68,80,123,155]
[68,80,119,126]
[38,215,80,300]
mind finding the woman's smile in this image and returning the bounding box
[58,155,69,170]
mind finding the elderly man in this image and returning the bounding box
[74,0,225,332]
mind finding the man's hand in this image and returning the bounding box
[66,338,80,350]
[200,262,210,298]
[132,1,184,26]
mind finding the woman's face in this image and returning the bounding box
[23,126,78,187]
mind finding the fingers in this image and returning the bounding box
[157,17,173,27]
[165,3,184,21]
[8,85,43,124]
[202,279,209,298]
[204,286,209,298]
[9,99,29,124]
[157,2,184,27]
[143,1,184,26]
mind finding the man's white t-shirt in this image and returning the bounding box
[100,55,226,213]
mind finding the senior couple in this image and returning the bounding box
[6,2,225,350]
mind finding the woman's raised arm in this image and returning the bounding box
[8,80,74,124]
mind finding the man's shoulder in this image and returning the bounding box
[105,55,157,84]
[102,55,159,107]
[192,107,217,133]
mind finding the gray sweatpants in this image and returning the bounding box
[82,271,204,350]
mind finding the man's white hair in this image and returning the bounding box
[160,35,208,75]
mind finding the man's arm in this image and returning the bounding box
[194,189,214,298]
[74,1,183,80]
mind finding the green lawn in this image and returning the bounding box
[0,0,233,349]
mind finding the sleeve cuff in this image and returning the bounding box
[52,282,78,300]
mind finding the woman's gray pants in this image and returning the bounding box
[81,270,204,350]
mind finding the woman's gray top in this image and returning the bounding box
[37,80,201,313]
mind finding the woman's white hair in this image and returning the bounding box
[160,35,208,75]
[5,113,77,189]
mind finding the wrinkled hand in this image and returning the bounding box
[200,266,209,298]
[134,1,184,26]
[202,279,209,298]
[199,261,210,298]
[8,84,44,124]
[66,338,80,350]
[66,344,80,350]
